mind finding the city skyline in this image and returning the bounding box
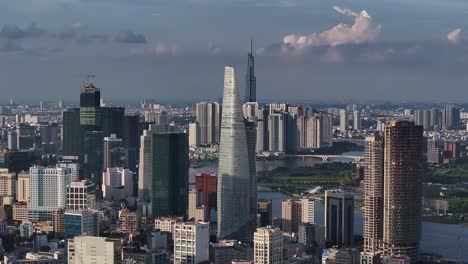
[1,0,468,102]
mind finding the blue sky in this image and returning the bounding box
[1,0,468,103]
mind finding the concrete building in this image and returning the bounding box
[154,217,183,234]
[363,135,384,252]
[188,189,207,222]
[0,169,16,197]
[67,236,122,264]
[16,172,29,202]
[281,199,302,234]
[340,109,348,131]
[13,202,28,222]
[196,102,222,145]
[383,121,424,261]
[102,168,134,200]
[188,122,201,147]
[301,198,315,224]
[174,222,210,264]
[217,66,252,241]
[298,223,325,261]
[324,189,355,247]
[210,240,252,264]
[322,247,359,264]
[66,180,96,210]
[28,166,72,221]
[253,227,283,264]
[353,111,361,131]
[118,209,140,234]
[195,172,217,217]
[57,161,80,181]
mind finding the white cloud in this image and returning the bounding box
[447,28,462,44]
[281,6,381,54]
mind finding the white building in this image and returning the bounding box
[102,167,134,200]
[57,161,80,181]
[188,122,201,147]
[28,166,72,221]
[174,222,210,264]
[353,110,362,131]
[301,198,315,224]
[155,217,183,234]
[254,227,283,264]
[68,236,122,264]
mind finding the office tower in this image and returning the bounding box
[58,159,80,181]
[383,121,424,261]
[363,135,384,253]
[81,130,104,184]
[256,108,269,151]
[28,166,72,221]
[0,169,16,197]
[101,106,125,138]
[324,189,355,247]
[174,222,210,264]
[80,82,101,128]
[268,113,286,152]
[253,227,283,264]
[196,101,222,145]
[257,200,272,227]
[245,39,256,103]
[118,209,140,233]
[64,210,99,239]
[16,123,36,150]
[245,118,257,235]
[188,121,201,147]
[138,131,188,219]
[16,172,29,202]
[62,108,81,156]
[298,223,325,261]
[426,140,440,163]
[296,116,307,149]
[123,114,140,173]
[39,123,59,154]
[195,172,217,216]
[340,109,348,131]
[217,66,252,240]
[445,105,460,130]
[66,180,96,210]
[102,168,134,200]
[353,110,361,130]
[188,189,207,221]
[103,134,127,170]
[67,236,122,264]
[7,130,17,150]
[281,199,302,234]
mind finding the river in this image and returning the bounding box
[189,156,468,261]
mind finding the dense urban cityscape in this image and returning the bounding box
[1,1,468,264]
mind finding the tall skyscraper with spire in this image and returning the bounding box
[245,39,256,103]
[217,66,252,241]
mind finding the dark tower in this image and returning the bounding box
[245,39,256,103]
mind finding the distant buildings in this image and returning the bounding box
[196,102,222,145]
[340,109,348,131]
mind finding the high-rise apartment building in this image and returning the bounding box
[68,236,121,264]
[340,109,348,131]
[282,198,314,234]
[253,227,283,264]
[174,222,210,264]
[102,168,134,200]
[353,110,362,131]
[196,102,222,145]
[383,121,424,261]
[324,189,355,247]
[28,166,72,221]
[188,121,201,147]
[217,66,252,241]
[363,135,384,253]
[268,113,286,152]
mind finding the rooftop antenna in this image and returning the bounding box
[249,38,253,55]
[84,74,95,86]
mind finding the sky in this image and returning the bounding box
[1,0,468,103]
